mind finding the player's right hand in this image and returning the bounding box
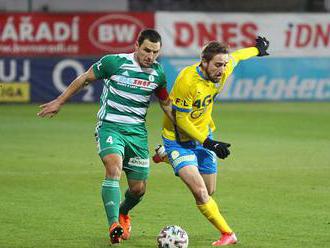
[152,144,168,163]
[37,99,62,118]
[203,138,231,159]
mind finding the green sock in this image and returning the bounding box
[119,189,143,215]
[101,178,121,226]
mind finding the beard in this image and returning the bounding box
[202,64,221,83]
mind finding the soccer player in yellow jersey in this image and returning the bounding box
[153,36,270,246]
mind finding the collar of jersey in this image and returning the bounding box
[196,66,208,80]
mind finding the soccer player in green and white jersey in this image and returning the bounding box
[38,29,173,244]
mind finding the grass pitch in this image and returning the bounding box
[0,102,329,248]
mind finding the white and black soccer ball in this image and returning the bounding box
[157,225,189,248]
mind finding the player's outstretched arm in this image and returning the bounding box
[37,66,97,118]
[230,36,270,64]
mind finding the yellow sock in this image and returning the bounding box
[197,197,233,234]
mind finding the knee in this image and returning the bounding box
[129,183,146,197]
[194,186,209,204]
[102,155,122,179]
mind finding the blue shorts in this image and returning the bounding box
[162,137,217,176]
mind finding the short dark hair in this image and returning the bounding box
[137,29,162,46]
[201,41,229,62]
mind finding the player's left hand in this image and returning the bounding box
[37,99,62,118]
[203,138,231,159]
[255,36,270,56]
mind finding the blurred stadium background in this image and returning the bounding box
[0,1,329,248]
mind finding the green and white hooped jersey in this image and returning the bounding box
[93,53,167,125]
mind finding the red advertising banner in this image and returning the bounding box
[156,12,330,57]
[0,13,154,56]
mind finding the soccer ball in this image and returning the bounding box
[157,225,189,248]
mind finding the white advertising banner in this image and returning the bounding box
[156,12,330,57]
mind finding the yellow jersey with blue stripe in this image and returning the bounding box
[162,47,259,143]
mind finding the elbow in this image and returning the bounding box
[83,67,96,84]
[79,72,90,87]
[82,72,90,82]
[175,114,187,128]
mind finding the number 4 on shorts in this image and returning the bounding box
[106,136,113,144]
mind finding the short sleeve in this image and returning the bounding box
[92,55,117,79]
[154,64,168,100]
[157,64,167,89]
